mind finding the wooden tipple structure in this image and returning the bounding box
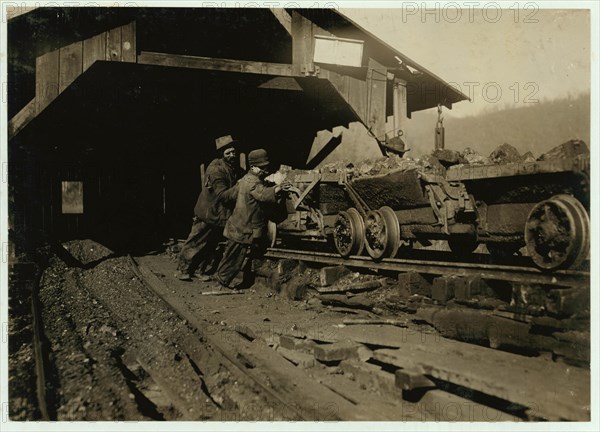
[8,8,467,249]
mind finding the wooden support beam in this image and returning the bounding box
[392,78,408,139]
[291,10,314,76]
[59,41,83,93]
[137,51,297,77]
[36,50,59,114]
[121,21,137,63]
[8,98,36,140]
[270,9,292,35]
[83,32,107,72]
[4,6,37,20]
[366,57,387,141]
[18,21,136,135]
[106,27,123,61]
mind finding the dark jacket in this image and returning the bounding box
[194,158,241,226]
[223,171,279,244]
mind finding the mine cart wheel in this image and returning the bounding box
[333,208,366,257]
[364,206,401,260]
[487,242,523,259]
[525,194,590,270]
[556,194,591,267]
[448,237,478,256]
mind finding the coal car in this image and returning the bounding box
[270,143,590,272]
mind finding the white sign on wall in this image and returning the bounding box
[313,35,364,67]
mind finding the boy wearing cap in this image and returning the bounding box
[176,135,243,281]
[215,148,290,289]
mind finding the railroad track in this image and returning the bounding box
[10,262,51,420]
[126,255,385,421]
[30,267,51,421]
[125,256,305,419]
[127,254,590,422]
[265,248,589,288]
[13,246,588,421]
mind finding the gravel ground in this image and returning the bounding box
[13,238,382,421]
[11,238,588,421]
[22,240,282,421]
[38,254,146,420]
[8,264,39,420]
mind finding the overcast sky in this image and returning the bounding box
[341,7,591,117]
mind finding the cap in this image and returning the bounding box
[248,148,270,167]
[215,135,239,151]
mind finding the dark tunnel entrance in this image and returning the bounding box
[9,60,363,253]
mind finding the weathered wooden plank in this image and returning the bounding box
[59,41,83,93]
[137,51,295,77]
[313,373,400,420]
[316,279,384,294]
[319,265,351,286]
[83,32,107,71]
[416,306,590,364]
[318,293,375,311]
[8,98,36,140]
[319,64,368,125]
[263,318,589,419]
[36,49,59,113]
[347,73,367,121]
[373,345,590,421]
[394,367,435,391]
[270,9,292,35]
[340,359,519,420]
[120,21,136,62]
[342,318,408,327]
[446,157,590,181]
[5,5,37,20]
[269,322,427,348]
[327,69,347,99]
[392,78,408,138]
[313,340,362,362]
[134,259,373,420]
[32,22,135,121]
[340,360,398,399]
[367,58,387,140]
[278,335,317,353]
[106,27,122,61]
[291,10,312,75]
[275,346,315,368]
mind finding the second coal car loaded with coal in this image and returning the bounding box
[268,141,590,272]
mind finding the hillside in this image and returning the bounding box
[405,93,590,159]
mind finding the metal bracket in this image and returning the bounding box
[426,184,449,235]
[301,63,320,77]
[340,174,371,217]
[293,174,321,210]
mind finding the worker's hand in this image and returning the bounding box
[280,181,293,192]
[274,181,291,195]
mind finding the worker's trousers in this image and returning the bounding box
[177,217,223,276]
[217,236,272,288]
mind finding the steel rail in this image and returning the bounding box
[265,248,589,288]
[126,255,310,420]
[29,265,51,420]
